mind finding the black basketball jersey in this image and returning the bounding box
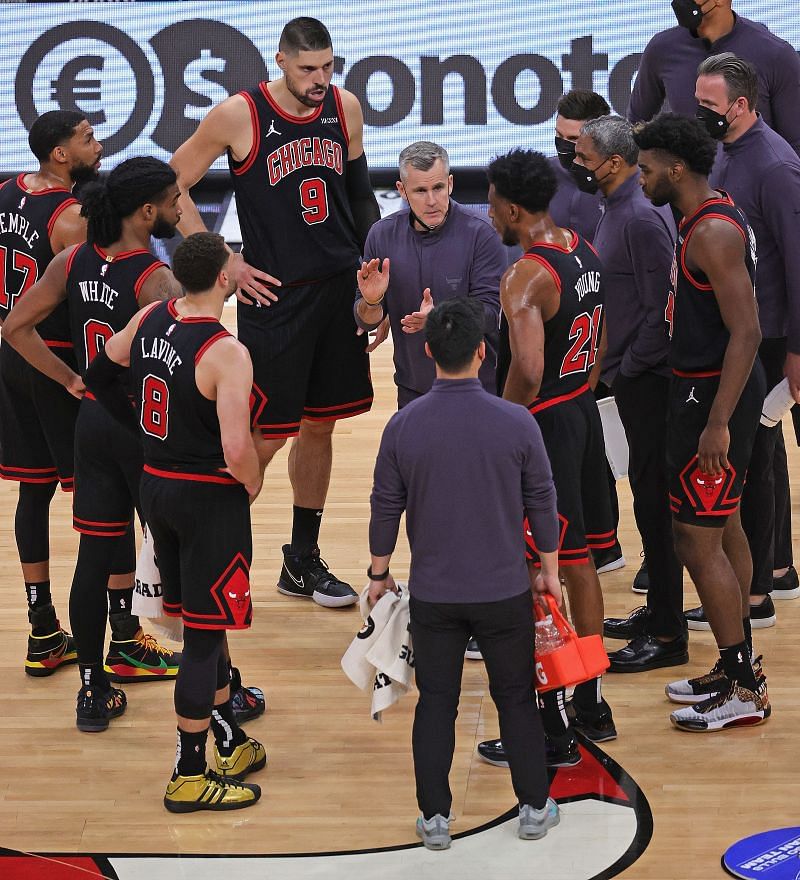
[65,243,166,379]
[497,231,604,409]
[228,83,360,286]
[668,192,756,373]
[0,174,78,344]
[130,299,234,479]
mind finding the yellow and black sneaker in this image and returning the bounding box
[214,736,267,780]
[76,684,127,732]
[164,770,261,813]
[25,618,78,677]
[104,630,181,682]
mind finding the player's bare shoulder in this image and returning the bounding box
[501,256,554,312]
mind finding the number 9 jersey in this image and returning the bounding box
[228,83,360,287]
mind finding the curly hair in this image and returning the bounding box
[487,149,557,214]
[632,113,717,176]
[172,233,230,293]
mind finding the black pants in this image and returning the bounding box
[613,371,685,638]
[742,338,793,595]
[409,590,549,819]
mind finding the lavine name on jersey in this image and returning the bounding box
[140,336,183,375]
[0,212,39,248]
[575,270,601,301]
[78,279,119,309]
[267,137,344,186]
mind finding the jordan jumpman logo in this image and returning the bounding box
[266,119,282,138]
[686,386,699,404]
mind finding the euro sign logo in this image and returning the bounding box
[50,55,105,125]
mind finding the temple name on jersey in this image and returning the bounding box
[0,212,39,248]
[575,270,601,302]
[78,279,119,309]
[139,336,183,375]
[267,137,344,186]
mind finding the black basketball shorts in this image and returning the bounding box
[140,472,253,630]
[0,343,79,490]
[72,397,142,537]
[667,363,765,528]
[237,267,373,439]
[525,388,616,566]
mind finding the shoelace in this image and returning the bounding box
[306,555,343,588]
[689,658,725,686]
[206,769,250,790]
[137,632,174,656]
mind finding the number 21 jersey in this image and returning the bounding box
[229,83,360,287]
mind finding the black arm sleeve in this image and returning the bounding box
[84,348,139,436]
[346,153,380,252]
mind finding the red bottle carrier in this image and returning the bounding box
[534,595,609,692]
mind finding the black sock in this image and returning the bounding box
[108,607,141,641]
[742,617,753,656]
[572,675,605,714]
[290,505,323,557]
[210,700,247,756]
[79,662,110,691]
[537,687,570,739]
[108,586,135,617]
[719,641,757,691]
[25,580,52,611]
[175,727,208,777]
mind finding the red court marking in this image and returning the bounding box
[549,745,629,803]
[2,855,110,878]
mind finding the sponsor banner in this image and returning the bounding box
[2,1,798,172]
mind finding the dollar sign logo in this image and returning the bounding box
[182,49,228,121]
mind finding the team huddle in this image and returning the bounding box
[1,5,798,837]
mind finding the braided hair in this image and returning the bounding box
[80,157,177,247]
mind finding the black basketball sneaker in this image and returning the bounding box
[76,684,127,732]
[230,665,266,723]
[277,544,358,608]
[25,605,78,677]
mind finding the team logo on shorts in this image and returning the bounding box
[207,553,252,628]
[679,456,739,516]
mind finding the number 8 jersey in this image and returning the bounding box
[497,231,604,409]
[228,83,360,287]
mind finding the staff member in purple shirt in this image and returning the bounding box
[550,90,609,243]
[629,0,800,155]
[683,53,800,631]
[571,116,687,671]
[367,298,560,850]
[354,141,505,408]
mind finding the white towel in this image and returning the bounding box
[132,526,183,643]
[341,583,414,721]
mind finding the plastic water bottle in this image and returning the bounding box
[761,377,796,427]
[535,615,565,656]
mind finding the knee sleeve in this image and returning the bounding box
[15,481,57,563]
[69,535,120,664]
[216,650,230,690]
[174,628,225,720]
[109,523,136,576]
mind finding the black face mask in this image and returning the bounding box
[554,136,577,171]
[570,157,612,195]
[671,0,704,36]
[696,102,735,140]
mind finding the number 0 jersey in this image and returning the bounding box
[228,83,360,286]
[65,243,167,379]
[130,299,235,478]
[667,192,756,374]
[497,231,604,410]
[0,174,78,344]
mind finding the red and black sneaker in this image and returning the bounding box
[76,684,127,732]
[230,666,266,724]
[25,605,78,677]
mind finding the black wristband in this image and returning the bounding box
[367,565,390,581]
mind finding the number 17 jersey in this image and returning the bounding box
[229,83,360,287]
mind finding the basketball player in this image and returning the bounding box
[634,113,769,731]
[170,17,379,608]
[0,111,100,676]
[3,158,185,730]
[477,150,616,770]
[86,232,265,811]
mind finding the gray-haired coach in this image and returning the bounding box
[367,298,561,850]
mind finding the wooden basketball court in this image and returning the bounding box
[0,333,797,879]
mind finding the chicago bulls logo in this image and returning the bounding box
[205,553,252,628]
[679,456,739,516]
